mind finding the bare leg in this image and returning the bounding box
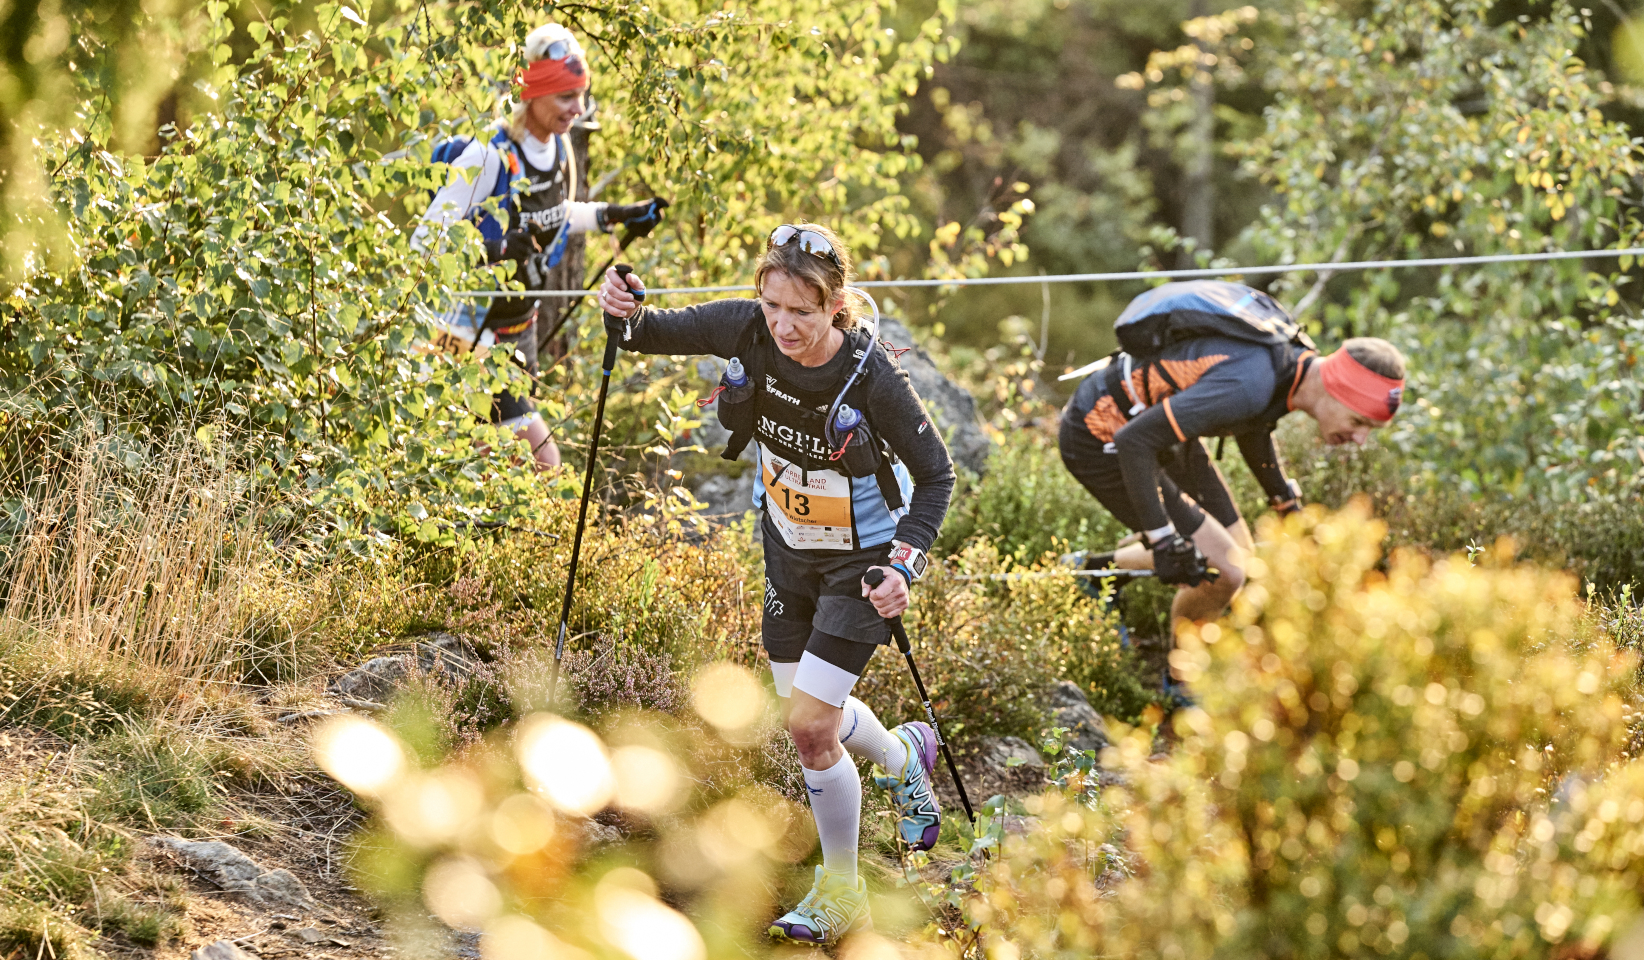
[1169,516,1253,627]
[517,417,561,470]
[786,689,846,770]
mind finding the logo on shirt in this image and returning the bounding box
[918,420,928,434]
[759,416,832,460]
[765,377,804,408]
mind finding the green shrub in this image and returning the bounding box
[1284,420,1644,589]
[936,425,1124,562]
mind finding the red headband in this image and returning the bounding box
[518,54,588,101]
[1319,350,1404,422]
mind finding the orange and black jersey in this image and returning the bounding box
[1062,336,1315,532]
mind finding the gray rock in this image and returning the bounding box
[691,467,756,519]
[879,316,990,475]
[330,632,478,702]
[979,736,1045,775]
[578,820,624,847]
[998,814,1043,836]
[155,838,315,909]
[1045,681,1110,755]
[191,941,257,960]
[254,869,316,908]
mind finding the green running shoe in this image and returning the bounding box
[768,866,870,944]
[873,721,943,851]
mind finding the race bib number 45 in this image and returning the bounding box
[760,444,856,550]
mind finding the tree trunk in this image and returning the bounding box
[1180,0,1215,267]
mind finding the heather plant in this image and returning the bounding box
[967,503,1642,959]
[857,537,1156,744]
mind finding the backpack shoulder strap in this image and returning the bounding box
[720,313,767,462]
[848,334,908,512]
[487,127,522,205]
[556,133,579,203]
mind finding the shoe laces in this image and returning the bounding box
[797,869,854,915]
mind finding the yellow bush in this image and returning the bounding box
[978,502,1640,959]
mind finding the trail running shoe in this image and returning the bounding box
[767,866,870,944]
[873,721,942,851]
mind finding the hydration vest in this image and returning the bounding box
[1107,279,1315,407]
[430,127,579,330]
[713,315,906,513]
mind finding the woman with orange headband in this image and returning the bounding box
[413,23,664,469]
[1057,280,1407,634]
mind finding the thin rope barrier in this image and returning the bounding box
[449,245,1644,298]
[953,568,1156,582]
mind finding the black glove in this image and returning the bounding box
[484,229,535,264]
[522,250,557,289]
[1152,534,1215,587]
[598,198,669,233]
[1270,478,1303,517]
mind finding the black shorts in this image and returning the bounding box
[1058,415,1241,536]
[489,321,539,427]
[761,515,889,675]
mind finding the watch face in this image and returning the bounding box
[889,543,926,578]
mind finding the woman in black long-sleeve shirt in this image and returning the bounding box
[597,224,953,945]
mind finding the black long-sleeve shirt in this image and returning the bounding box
[619,298,955,553]
[1065,336,1311,530]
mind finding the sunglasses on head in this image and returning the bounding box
[543,38,582,61]
[768,224,842,269]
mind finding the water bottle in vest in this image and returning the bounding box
[714,357,757,441]
[832,403,861,433]
[829,403,884,479]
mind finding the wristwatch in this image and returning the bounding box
[886,540,929,584]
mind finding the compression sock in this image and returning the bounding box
[836,697,909,775]
[801,754,862,884]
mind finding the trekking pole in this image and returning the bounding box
[864,568,976,824]
[546,264,639,707]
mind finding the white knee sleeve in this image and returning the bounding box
[769,660,800,699]
[792,651,861,708]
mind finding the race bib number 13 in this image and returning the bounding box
[761,445,856,550]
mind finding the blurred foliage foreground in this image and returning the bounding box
[323,503,1644,960]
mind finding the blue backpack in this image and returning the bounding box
[1114,280,1315,358]
[430,127,575,269]
[429,127,524,246]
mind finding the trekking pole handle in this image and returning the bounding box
[863,567,912,655]
[602,263,641,370]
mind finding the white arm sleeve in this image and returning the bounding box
[567,200,604,234]
[409,139,504,254]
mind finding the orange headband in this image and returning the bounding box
[518,54,588,101]
[1319,350,1404,422]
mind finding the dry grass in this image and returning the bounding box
[0,426,327,727]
